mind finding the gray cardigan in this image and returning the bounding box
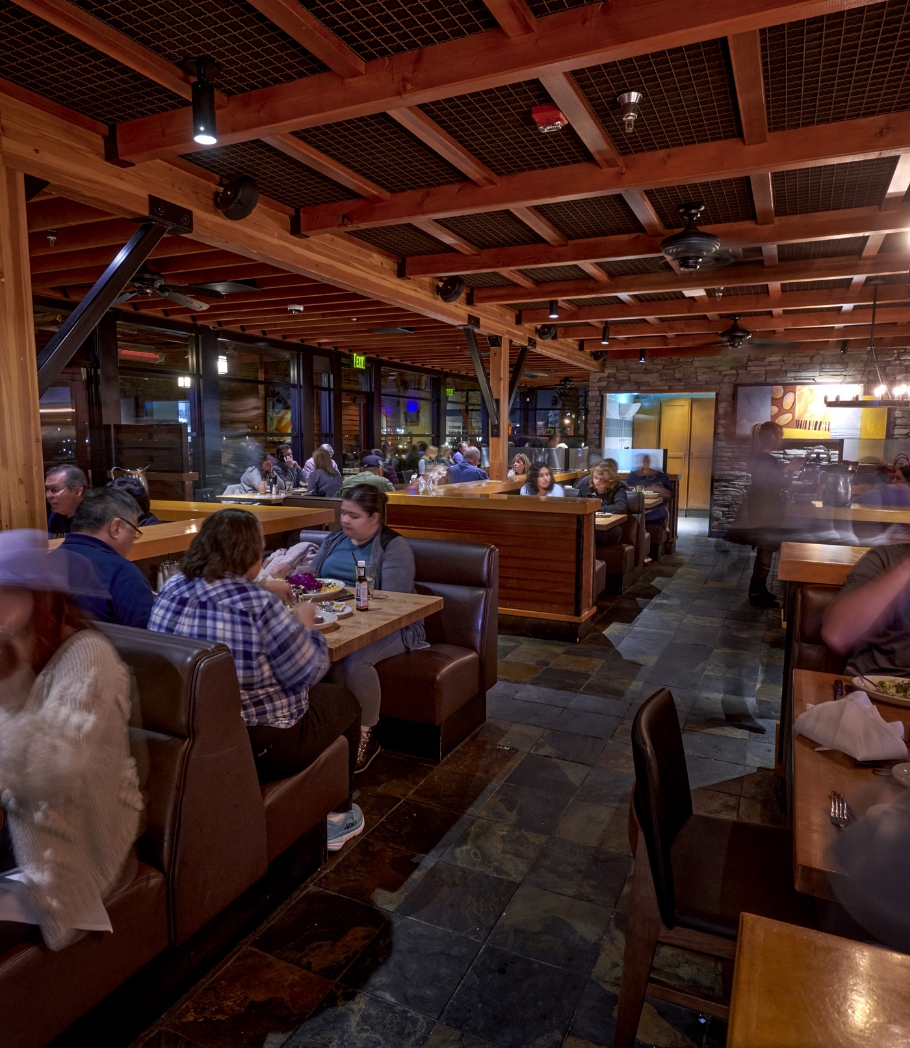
[311,527,426,649]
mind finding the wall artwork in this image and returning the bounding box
[735,383,886,444]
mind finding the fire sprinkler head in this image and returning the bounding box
[617,91,643,134]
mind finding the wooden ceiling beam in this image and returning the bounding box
[509,206,568,246]
[411,219,480,255]
[385,108,498,187]
[881,153,910,211]
[27,198,112,231]
[261,134,388,201]
[728,30,768,145]
[570,323,910,348]
[291,113,910,235]
[29,237,216,275]
[501,269,537,288]
[404,204,910,276]
[243,0,365,78]
[115,0,884,162]
[622,190,665,234]
[578,262,610,282]
[539,72,624,169]
[751,172,775,224]
[481,0,536,36]
[29,217,136,254]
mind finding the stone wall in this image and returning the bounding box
[587,347,910,534]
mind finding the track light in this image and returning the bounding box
[180,58,220,146]
[639,348,646,363]
[548,300,559,319]
[600,322,610,346]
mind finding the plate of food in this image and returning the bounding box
[310,610,338,631]
[286,573,346,600]
[320,599,353,618]
[852,675,910,707]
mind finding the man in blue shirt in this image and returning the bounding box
[626,454,672,524]
[448,446,489,483]
[45,465,87,537]
[61,487,154,628]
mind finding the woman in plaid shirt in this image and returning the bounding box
[149,509,364,851]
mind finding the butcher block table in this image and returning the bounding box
[778,542,866,586]
[319,591,442,662]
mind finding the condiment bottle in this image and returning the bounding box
[355,560,369,611]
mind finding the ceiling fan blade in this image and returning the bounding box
[159,288,209,310]
[113,291,137,304]
[171,283,227,300]
[190,280,259,296]
[748,338,800,349]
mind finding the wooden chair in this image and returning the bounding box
[615,688,818,1048]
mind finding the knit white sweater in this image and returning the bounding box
[0,630,143,950]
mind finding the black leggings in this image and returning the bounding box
[749,545,778,597]
[247,683,361,811]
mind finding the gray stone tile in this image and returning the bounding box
[575,766,636,807]
[506,753,590,796]
[682,730,750,764]
[531,729,608,766]
[549,707,622,739]
[476,782,571,835]
[684,755,748,794]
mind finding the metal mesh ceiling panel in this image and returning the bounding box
[634,291,687,301]
[72,0,326,92]
[778,236,869,261]
[0,0,182,122]
[463,272,516,288]
[518,265,591,282]
[421,81,593,175]
[783,305,844,313]
[351,223,455,256]
[534,195,644,239]
[437,211,544,249]
[300,0,497,60]
[772,158,899,215]
[182,140,355,208]
[646,178,755,225]
[869,272,909,284]
[880,232,910,253]
[574,39,741,156]
[762,1,910,132]
[599,257,673,277]
[526,0,597,13]
[716,284,769,296]
[293,114,466,193]
[782,278,854,291]
[733,310,774,317]
[568,295,624,307]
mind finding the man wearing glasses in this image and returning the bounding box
[60,487,154,628]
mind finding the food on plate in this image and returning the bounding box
[286,573,342,595]
[874,679,910,699]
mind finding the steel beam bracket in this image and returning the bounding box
[462,325,499,432]
[148,196,193,235]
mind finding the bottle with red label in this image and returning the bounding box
[355,560,369,611]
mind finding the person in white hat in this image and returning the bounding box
[0,531,142,950]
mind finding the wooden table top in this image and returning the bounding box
[778,542,866,585]
[595,512,627,530]
[785,499,910,525]
[319,590,442,661]
[728,912,910,1048]
[385,491,600,515]
[152,500,316,523]
[215,492,289,503]
[792,669,907,899]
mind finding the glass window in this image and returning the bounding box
[117,324,190,372]
[445,385,482,448]
[313,353,333,450]
[39,385,76,470]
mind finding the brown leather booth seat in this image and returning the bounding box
[0,626,346,1048]
[595,491,648,597]
[298,531,498,759]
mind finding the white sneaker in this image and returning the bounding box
[326,803,365,851]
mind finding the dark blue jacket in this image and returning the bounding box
[47,511,73,538]
[61,533,154,628]
[448,461,488,483]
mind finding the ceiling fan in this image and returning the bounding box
[693,315,799,356]
[661,203,734,270]
[112,269,255,310]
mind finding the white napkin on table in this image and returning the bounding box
[794,690,908,761]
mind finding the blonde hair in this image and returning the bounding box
[425,445,438,460]
[591,460,617,485]
[511,453,532,475]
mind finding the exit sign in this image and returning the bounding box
[445,387,455,396]
[351,352,367,369]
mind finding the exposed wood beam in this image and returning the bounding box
[623,190,665,234]
[404,204,910,277]
[262,134,388,201]
[244,0,366,78]
[114,0,885,161]
[762,244,779,266]
[502,269,538,288]
[539,72,624,169]
[0,76,105,137]
[881,153,910,211]
[473,254,910,304]
[841,231,886,311]
[616,291,660,325]
[728,31,768,145]
[509,206,568,246]
[7,0,226,107]
[578,261,610,282]
[481,0,536,36]
[751,172,775,224]
[290,113,910,237]
[386,107,499,187]
[411,219,480,255]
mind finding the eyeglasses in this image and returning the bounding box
[117,518,143,538]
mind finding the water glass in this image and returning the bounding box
[258,480,267,493]
[364,563,376,598]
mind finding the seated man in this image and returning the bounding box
[447,446,488,483]
[371,448,399,485]
[273,443,303,489]
[107,476,163,526]
[45,465,87,538]
[822,545,910,675]
[626,454,672,524]
[340,455,395,495]
[61,487,155,628]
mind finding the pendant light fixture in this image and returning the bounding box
[600,323,610,345]
[548,300,559,319]
[639,348,646,363]
[180,58,220,146]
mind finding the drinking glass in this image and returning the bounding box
[364,563,376,598]
[258,480,267,493]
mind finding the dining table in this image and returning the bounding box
[315,590,443,661]
[727,912,910,1048]
[791,668,909,900]
[778,541,866,587]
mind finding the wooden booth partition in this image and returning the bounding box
[386,493,599,638]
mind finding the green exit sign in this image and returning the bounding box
[445,387,455,396]
[351,353,367,369]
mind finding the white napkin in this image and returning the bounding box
[794,690,908,761]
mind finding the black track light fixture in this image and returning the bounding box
[639,348,646,363]
[179,57,220,146]
[548,300,559,319]
[591,350,607,362]
[600,322,610,346]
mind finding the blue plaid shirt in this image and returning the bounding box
[148,574,330,728]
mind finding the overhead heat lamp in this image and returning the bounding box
[179,58,220,145]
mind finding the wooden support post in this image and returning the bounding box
[489,336,510,481]
[0,164,44,528]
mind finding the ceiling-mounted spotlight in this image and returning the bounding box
[217,176,259,220]
[600,322,610,346]
[617,91,643,134]
[179,57,220,145]
[548,300,559,319]
[660,203,733,271]
[639,348,646,363]
[437,276,465,303]
[536,324,558,341]
[592,350,607,362]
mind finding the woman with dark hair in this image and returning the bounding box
[519,463,565,497]
[306,446,342,497]
[0,531,142,950]
[309,485,426,772]
[148,509,365,852]
[107,477,162,526]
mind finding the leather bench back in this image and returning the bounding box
[100,624,268,944]
[791,585,848,676]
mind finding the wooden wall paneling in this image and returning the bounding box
[489,336,509,480]
[689,397,716,511]
[659,399,692,510]
[0,164,45,528]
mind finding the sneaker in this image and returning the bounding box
[326,803,365,852]
[354,728,381,774]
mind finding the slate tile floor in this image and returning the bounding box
[135,522,785,1048]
